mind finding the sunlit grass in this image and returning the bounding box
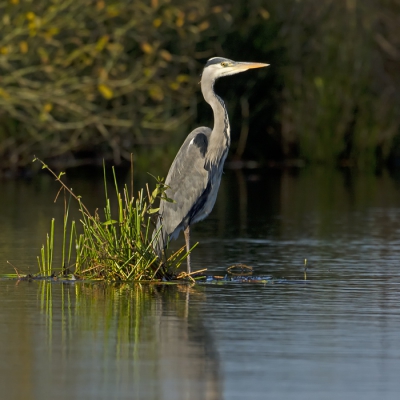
[33,157,193,281]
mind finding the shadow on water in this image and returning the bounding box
[0,280,222,400]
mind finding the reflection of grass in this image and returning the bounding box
[37,280,196,352]
[34,157,193,281]
[32,280,221,399]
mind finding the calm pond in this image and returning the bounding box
[1,167,400,400]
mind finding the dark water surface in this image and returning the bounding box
[1,167,400,400]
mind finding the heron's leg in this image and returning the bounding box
[184,226,191,274]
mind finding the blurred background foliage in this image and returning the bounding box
[0,0,399,174]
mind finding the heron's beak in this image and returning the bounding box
[234,62,269,71]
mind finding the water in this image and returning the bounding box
[1,167,400,399]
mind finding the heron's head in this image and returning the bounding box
[202,57,269,81]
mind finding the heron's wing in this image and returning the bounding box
[158,126,212,241]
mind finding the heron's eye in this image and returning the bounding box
[220,61,229,67]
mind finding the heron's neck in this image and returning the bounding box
[202,80,231,167]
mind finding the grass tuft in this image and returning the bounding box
[33,157,192,281]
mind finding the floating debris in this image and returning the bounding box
[226,264,254,275]
[196,274,276,284]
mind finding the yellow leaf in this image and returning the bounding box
[98,84,113,99]
[169,82,179,91]
[314,76,324,89]
[259,8,270,20]
[176,14,184,27]
[160,49,172,62]
[176,74,189,83]
[149,86,164,101]
[211,6,223,13]
[0,88,10,99]
[106,5,119,17]
[96,0,105,10]
[45,27,59,38]
[98,68,108,80]
[11,0,19,4]
[153,18,162,28]
[3,14,10,25]
[198,21,209,31]
[143,68,153,77]
[43,103,53,113]
[96,35,109,52]
[0,46,9,55]
[26,12,35,21]
[141,42,153,54]
[19,41,28,53]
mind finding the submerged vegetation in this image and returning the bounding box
[33,157,194,281]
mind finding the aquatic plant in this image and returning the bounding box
[34,157,194,281]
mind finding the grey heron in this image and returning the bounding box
[154,57,269,274]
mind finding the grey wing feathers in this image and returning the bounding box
[153,127,211,255]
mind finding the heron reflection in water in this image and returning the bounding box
[154,57,269,273]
